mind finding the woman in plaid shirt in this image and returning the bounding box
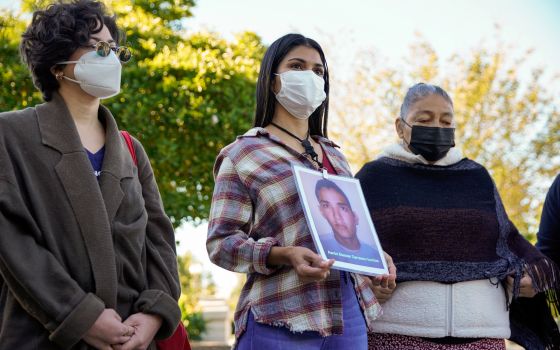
[207,33,396,349]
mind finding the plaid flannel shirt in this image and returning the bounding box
[207,128,381,340]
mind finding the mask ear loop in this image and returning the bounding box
[53,59,82,85]
[398,117,412,146]
[400,117,413,128]
[272,73,283,96]
[51,64,66,81]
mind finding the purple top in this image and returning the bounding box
[86,146,105,179]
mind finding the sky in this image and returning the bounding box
[2,0,558,298]
[184,0,560,79]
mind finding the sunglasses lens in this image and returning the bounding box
[95,42,111,57]
[117,47,132,62]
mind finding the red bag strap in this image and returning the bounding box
[120,130,138,166]
[156,324,191,350]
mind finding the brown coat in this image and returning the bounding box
[0,93,181,349]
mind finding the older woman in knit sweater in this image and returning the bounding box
[356,83,560,350]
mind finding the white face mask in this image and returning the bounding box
[274,70,326,120]
[58,50,122,99]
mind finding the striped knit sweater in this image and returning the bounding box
[356,147,560,349]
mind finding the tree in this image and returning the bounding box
[328,34,560,240]
[106,0,265,225]
[110,29,264,225]
[0,11,43,111]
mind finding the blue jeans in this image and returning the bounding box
[235,272,367,350]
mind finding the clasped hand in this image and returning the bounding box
[83,309,162,350]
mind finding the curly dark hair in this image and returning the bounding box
[20,0,120,101]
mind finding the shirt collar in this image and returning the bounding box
[240,127,340,148]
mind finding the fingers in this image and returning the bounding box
[375,294,392,303]
[370,276,382,288]
[111,336,132,348]
[382,276,391,289]
[387,273,396,289]
[383,251,397,276]
[388,264,397,277]
[305,251,331,268]
[297,264,330,281]
[374,287,393,297]
[371,274,396,289]
[369,272,397,303]
[106,330,134,345]
[121,325,136,336]
[505,275,537,298]
[118,336,141,350]
[372,285,394,303]
[520,275,532,286]
[376,276,388,289]
[320,259,335,268]
[123,317,139,327]
[290,247,333,281]
[519,275,537,298]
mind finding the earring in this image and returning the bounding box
[55,72,63,81]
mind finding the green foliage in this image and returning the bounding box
[0,11,42,110]
[120,0,195,22]
[182,310,206,340]
[110,30,264,224]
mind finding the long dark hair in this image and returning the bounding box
[253,33,330,138]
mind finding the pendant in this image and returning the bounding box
[301,139,318,159]
[301,139,322,168]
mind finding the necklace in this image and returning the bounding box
[270,122,323,168]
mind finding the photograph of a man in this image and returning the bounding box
[293,164,387,275]
[315,179,382,266]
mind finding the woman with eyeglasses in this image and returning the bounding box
[206,33,396,350]
[0,1,181,349]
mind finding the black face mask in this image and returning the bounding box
[402,119,455,162]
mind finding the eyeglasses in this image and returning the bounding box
[85,41,132,63]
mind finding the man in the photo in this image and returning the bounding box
[315,179,382,266]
